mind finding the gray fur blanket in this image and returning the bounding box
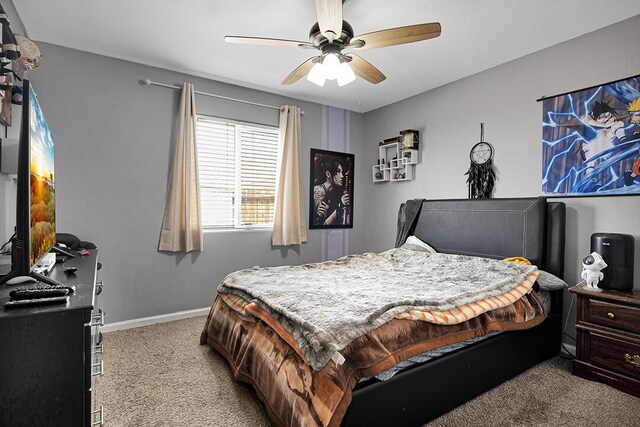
[217,248,537,371]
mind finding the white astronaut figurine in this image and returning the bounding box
[581,252,607,291]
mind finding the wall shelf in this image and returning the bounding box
[372,164,390,182]
[372,142,418,183]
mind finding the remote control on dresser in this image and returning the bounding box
[10,288,70,300]
[3,296,70,308]
[10,284,76,294]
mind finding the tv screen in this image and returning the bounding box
[28,87,56,267]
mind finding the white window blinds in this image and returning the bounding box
[196,117,279,228]
[238,126,279,226]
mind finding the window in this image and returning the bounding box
[196,116,280,229]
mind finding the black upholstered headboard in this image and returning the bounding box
[411,198,566,278]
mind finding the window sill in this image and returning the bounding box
[203,227,273,234]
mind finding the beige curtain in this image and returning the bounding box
[158,82,203,252]
[272,106,307,246]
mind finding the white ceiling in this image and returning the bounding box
[14,0,640,113]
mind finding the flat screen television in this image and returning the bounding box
[0,80,71,287]
[28,81,56,266]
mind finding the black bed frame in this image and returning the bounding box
[342,198,566,427]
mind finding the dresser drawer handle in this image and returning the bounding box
[96,281,103,296]
[90,310,105,327]
[92,405,104,426]
[607,312,615,319]
[625,353,640,368]
[95,343,103,354]
[92,360,104,377]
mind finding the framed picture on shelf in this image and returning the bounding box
[309,148,354,229]
[399,129,419,150]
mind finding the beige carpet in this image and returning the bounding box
[96,316,639,427]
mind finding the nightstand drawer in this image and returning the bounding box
[587,299,640,334]
[588,331,640,380]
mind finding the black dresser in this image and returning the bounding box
[0,251,105,426]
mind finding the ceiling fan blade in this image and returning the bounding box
[282,57,319,85]
[225,36,314,49]
[315,0,342,42]
[345,54,386,84]
[352,23,441,50]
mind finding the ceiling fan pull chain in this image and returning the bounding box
[480,122,484,143]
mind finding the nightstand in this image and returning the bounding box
[570,286,640,397]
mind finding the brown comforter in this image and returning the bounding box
[200,292,546,427]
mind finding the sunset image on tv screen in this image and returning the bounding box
[29,89,56,266]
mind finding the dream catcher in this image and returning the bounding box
[465,123,495,199]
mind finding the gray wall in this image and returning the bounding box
[0,0,27,37]
[0,0,26,242]
[4,42,365,323]
[362,15,640,338]
[0,175,16,245]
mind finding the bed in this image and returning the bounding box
[343,197,566,426]
[201,197,566,427]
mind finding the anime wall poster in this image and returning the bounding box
[542,75,640,197]
[310,149,354,229]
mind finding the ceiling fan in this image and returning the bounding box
[225,0,441,87]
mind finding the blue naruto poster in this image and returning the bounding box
[542,75,640,197]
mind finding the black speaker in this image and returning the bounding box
[591,233,635,291]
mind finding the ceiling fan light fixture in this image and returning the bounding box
[337,62,356,86]
[307,62,326,86]
[322,53,340,80]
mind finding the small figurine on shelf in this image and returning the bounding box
[375,171,383,180]
[581,251,607,291]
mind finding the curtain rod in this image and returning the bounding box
[142,79,304,115]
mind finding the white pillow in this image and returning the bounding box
[402,235,437,253]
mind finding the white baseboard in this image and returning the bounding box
[561,342,576,357]
[101,307,210,333]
